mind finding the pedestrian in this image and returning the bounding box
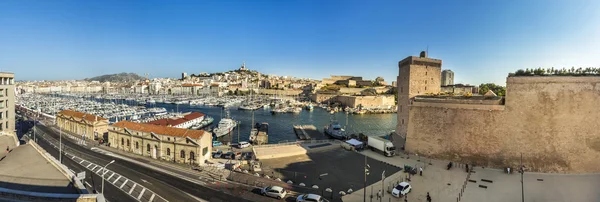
[5,146,8,154]
[419,167,423,176]
[377,190,381,200]
[427,192,431,202]
[507,167,511,174]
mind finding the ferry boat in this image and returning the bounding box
[148,107,168,116]
[213,112,237,137]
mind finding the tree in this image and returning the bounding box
[478,83,506,96]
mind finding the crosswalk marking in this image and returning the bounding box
[138,188,146,200]
[92,165,98,171]
[120,179,129,189]
[107,173,115,180]
[86,163,92,168]
[113,176,121,184]
[128,183,137,195]
[149,193,155,202]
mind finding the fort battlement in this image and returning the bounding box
[406,75,600,173]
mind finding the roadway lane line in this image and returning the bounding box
[137,188,146,200]
[120,179,128,189]
[113,176,121,184]
[149,193,155,202]
[107,173,115,180]
[128,183,137,195]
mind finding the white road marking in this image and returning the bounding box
[92,165,98,171]
[113,176,121,184]
[80,159,84,164]
[149,193,155,202]
[85,181,92,187]
[86,163,92,168]
[107,173,115,180]
[137,188,146,200]
[120,179,129,189]
[128,183,137,195]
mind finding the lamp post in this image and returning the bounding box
[364,155,370,202]
[101,160,116,193]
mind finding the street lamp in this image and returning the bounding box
[101,160,116,193]
[364,155,370,202]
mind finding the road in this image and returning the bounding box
[33,122,258,202]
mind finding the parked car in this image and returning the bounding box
[296,193,328,202]
[238,141,251,148]
[222,152,234,159]
[212,141,223,147]
[212,150,223,159]
[261,186,287,199]
[391,182,411,197]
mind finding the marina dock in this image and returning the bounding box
[293,125,328,140]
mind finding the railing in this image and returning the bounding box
[253,139,338,148]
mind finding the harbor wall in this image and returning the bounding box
[406,76,600,173]
[258,89,303,96]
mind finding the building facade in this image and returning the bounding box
[56,110,109,140]
[0,73,15,136]
[108,121,211,166]
[441,70,454,86]
[396,51,442,138]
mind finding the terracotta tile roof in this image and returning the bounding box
[182,83,203,87]
[59,110,108,122]
[113,121,205,139]
[147,112,205,127]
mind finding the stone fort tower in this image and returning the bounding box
[396,51,442,139]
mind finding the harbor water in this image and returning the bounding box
[121,102,396,143]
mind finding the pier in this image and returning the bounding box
[293,125,328,140]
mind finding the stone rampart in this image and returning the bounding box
[406,76,600,173]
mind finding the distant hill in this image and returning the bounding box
[84,73,145,83]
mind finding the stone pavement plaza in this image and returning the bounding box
[342,149,600,202]
[0,143,78,194]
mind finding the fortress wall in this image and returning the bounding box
[406,76,600,173]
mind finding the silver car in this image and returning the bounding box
[261,185,287,199]
[296,193,328,202]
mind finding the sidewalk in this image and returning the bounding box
[342,150,469,202]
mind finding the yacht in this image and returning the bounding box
[212,118,237,137]
[324,121,348,140]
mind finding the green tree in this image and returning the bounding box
[478,83,506,96]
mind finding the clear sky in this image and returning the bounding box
[1,0,599,85]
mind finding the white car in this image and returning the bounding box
[296,193,328,202]
[392,182,411,197]
[239,141,251,148]
[261,186,287,199]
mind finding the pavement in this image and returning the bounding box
[0,143,78,194]
[0,135,16,160]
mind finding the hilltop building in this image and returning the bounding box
[108,121,211,166]
[441,69,454,86]
[398,51,600,173]
[56,110,109,141]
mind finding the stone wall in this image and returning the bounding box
[406,76,600,173]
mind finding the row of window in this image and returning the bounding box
[119,138,196,160]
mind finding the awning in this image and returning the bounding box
[346,139,363,146]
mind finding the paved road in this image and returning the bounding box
[33,123,254,202]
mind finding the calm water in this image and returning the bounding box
[100,98,397,143]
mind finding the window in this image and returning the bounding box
[127,139,130,146]
[190,152,195,160]
[167,148,171,156]
[402,119,404,125]
[425,71,428,76]
[121,138,124,145]
[135,142,139,149]
[0,123,3,131]
[147,144,151,152]
[5,121,7,129]
[425,86,427,91]
[202,147,209,156]
[180,150,185,158]
[168,137,170,141]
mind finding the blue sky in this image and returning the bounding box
[1,0,599,85]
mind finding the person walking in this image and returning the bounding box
[377,190,382,200]
[419,167,423,176]
[5,146,8,154]
[427,192,432,202]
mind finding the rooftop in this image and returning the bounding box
[147,112,205,127]
[0,143,78,194]
[113,121,206,139]
[58,110,108,122]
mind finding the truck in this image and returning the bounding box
[367,136,396,157]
